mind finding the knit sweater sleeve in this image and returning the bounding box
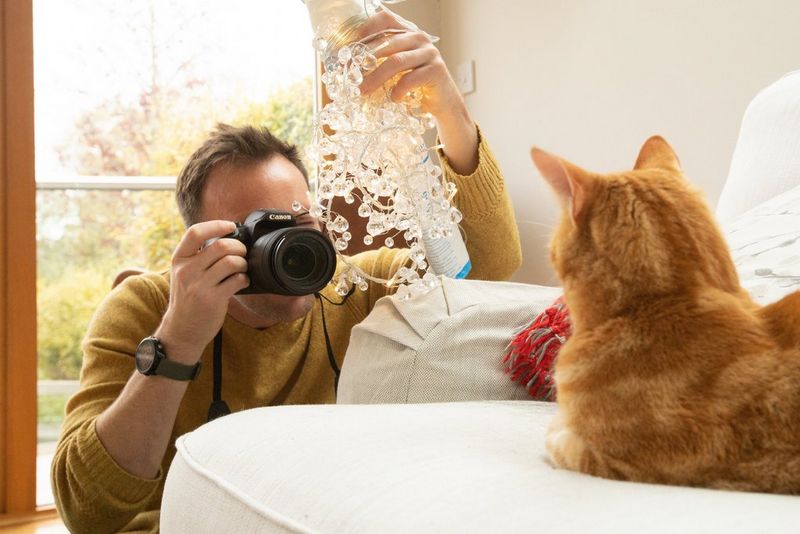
[438,127,522,281]
[51,273,169,534]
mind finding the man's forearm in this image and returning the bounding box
[436,98,479,176]
[95,371,190,479]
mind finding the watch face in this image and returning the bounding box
[135,339,157,374]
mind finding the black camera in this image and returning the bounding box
[225,209,336,295]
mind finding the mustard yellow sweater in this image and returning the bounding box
[51,135,522,533]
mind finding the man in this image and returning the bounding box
[52,9,522,533]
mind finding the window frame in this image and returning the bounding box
[1,0,40,520]
[36,176,176,191]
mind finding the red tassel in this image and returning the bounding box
[503,296,572,401]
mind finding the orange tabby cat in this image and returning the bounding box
[532,136,800,494]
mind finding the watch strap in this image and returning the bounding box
[155,356,202,381]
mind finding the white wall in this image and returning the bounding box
[390,0,441,38]
[433,0,800,285]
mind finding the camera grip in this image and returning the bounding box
[203,225,247,249]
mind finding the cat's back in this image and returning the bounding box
[561,287,797,401]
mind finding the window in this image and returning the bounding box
[33,0,314,508]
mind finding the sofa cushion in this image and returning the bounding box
[715,70,800,224]
[725,183,800,305]
[336,277,562,404]
[161,401,800,533]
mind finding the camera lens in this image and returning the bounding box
[282,243,315,280]
[248,227,336,295]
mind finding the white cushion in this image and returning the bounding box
[715,70,800,224]
[725,183,800,305]
[337,277,562,404]
[161,401,800,533]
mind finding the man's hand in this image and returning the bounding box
[356,8,479,174]
[154,221,249,363]
[357,10,459,119]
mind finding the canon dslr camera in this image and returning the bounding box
[225,209,336,295]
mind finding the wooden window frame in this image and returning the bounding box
[1,0,40,521]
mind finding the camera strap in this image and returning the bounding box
[315,286,355,397]
[316,295,341,395]
[207,329,231,422]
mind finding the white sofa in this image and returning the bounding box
[161,71,800,533]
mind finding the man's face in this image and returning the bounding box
[200,155,321,326]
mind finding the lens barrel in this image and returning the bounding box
[246,227,336,295]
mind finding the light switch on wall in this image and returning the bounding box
[455,60,475,95]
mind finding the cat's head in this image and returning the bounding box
[531,137,740,316]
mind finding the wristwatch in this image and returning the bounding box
[134,336,202,381]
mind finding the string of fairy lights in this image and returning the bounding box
[300,1,463,298]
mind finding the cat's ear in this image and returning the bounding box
[634,135,681,171]
[531,147,592,223]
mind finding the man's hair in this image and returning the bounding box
[175,123,309,226]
